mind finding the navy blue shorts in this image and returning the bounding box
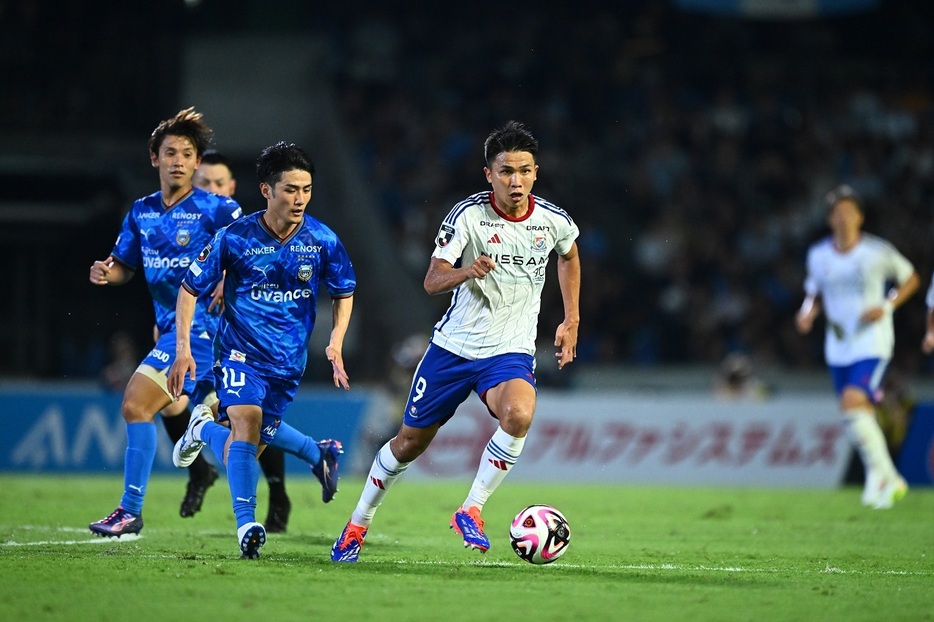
[828,358,888,403]
[402,343,536,428]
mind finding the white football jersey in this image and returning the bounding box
[803,233,915,365]
[430,191,579,360]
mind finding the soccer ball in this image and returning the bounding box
[509,504,571,565]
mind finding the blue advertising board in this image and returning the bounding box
[897,403,934,485]
[0,383,369,476]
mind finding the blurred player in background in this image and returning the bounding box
[331,120,581,562]
[159,150,294,533]
[795,184,918,509]
[192,149,237,197]
[88,108,243,537]
[169,141,355,559]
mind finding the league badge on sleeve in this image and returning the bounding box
[197,243,212,262]
[436,224,455,248]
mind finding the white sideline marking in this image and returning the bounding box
[3,534,142,546]
[1,526,143,546]
[390,559,933,577]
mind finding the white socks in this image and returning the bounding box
[463,427,525,511]
[843,407,897,482]
[350,427,527,527]
[351,441,410,527]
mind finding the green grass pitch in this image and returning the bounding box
[1,474,932,621]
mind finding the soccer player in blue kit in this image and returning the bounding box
[88,108,243,537]
[331,121,581,562]
[168,141,356,559]
[161,150,295,532]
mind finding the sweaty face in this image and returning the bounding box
[152,135,200,194]
[485,151,538,215]
[263,168,313,226]
[193,163,236,197]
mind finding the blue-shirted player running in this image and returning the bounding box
[169,141,356,559]
[88,108,243,537]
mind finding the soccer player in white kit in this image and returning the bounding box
[796,185,919,509]
[331,121,581,561]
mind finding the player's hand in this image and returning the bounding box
[466,255,496,280]
[89,257,115,285]
[326,345,350,390]
[554,319,579,370]
[860,307,886,324]
[922,331,934,354]
[207,279,225,314]
[794,312,813,335]
[167,353,196,399]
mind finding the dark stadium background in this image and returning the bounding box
[2,0,933,393]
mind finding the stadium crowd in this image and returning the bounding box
[3,1,934,381]
[320,2,934,376]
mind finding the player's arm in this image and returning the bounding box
[423,255,496,295]
[554,242,581,370]
[325,295,354,390]
[795,294,822,335]
[863,270,920,323]
[89,255,134,286]
[167,285,198,399]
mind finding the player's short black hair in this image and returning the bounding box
[256,141,316,186]
[825,184,862,212]
[200,149,233,171]
[483,120,539,166]
[148,107,213,158]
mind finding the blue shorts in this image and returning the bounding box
[214,360,298,445]
[141,332,215,404]
[402,343,536,429]
[829,358,888,403]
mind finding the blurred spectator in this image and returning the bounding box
[713,353,770,401]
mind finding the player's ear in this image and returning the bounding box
[260,182,270,199]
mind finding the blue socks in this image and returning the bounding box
[271,421,321,465]
[201,421,232,463]
[228,441,260,528]
[120,422,157,515]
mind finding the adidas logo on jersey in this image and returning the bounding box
[488,233,502,244]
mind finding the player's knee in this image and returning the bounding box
[390,432,430,462]
[498,404,534,437]
[839,387,870,411]
[120,399,155,423]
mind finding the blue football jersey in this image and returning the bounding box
[183,211,356,379]
[110,188,243,337]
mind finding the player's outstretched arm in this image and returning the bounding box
[555,243,581,370]
[326,295,354,390]
[167,287,198,399]
[89,256,134,286]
